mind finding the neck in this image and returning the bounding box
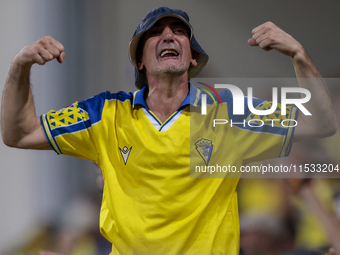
[145,73,189,123]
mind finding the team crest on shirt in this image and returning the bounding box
[195,138,213,166]
[119,146,132,165]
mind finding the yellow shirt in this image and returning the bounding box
[41,83,297,254]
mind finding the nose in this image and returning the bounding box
[161,27,174,43]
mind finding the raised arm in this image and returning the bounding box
[1,36,65,149]
[248,22,338,142]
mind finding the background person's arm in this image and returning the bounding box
[248,22,338,142]
[1,36,65,149]
[299,181,340,254]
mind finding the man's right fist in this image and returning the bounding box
[14,36,65,66]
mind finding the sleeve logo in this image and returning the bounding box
[47,103,89,129]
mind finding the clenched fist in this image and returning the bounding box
[248,21,303,58]
[14,36,65,67]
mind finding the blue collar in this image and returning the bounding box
[133,82,198,110]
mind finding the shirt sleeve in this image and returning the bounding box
[226,92,298,165]
[40,92,107,162]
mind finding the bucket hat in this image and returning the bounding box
[129,6,209,89]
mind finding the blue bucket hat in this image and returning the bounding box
[129,6,209,89]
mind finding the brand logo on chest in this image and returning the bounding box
[119,146,132,165]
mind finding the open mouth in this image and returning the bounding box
[160,49,179,58]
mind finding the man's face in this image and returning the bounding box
[137,17,197,78]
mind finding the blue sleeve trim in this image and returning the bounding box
[280,107,299,157]
[40,115,56,153]
[40,114,62,154]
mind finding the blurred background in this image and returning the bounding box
[0,0,339,254]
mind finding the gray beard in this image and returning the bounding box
[156,63,186,75]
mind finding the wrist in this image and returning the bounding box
[12,53,33,70]
[11,57,33,73]
[291,44,309,64]
[290,45,318,77]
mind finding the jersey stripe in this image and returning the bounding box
[160,109,185,132]
[41,114,62,154]
[280,107,298,157]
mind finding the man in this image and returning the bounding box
[1,6,337,255]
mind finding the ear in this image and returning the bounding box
[191,58,198,67]
[191,49,198,67]
[137,62,144,71]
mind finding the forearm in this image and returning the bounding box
[291,46,322,78]
[291,48,338,141]
[1,60,39,147]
